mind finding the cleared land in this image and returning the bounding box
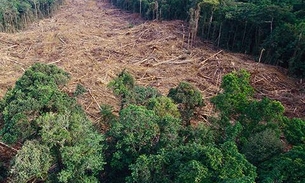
[0,0,304,123]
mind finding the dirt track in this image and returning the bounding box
[0,0,304,120]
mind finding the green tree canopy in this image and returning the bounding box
[168,81,204,125]
[108,70,160,109]
[211,70,284,142]
[258,145,305,183]
[0,63,105,182]
[0,63,70,144]
[282,117,305,145]
[128,142,257,183]
[10,140,52,183]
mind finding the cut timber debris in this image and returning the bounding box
[0,0,303,126]
[0,0,303,167]
[199,50,223,67]
[0,141,18,153]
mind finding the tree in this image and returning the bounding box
[0,161,7,182]
[0,0,64,32]
[10,112,105,183]
[109,104,159,159]
[97,104,117,132]
[106,105,160,182]
[211,70,284,143]
[108,70,160,109]
[241,129,283,165]
[0,63,70,144]
[219,141,257,183]
[155,115,181,149]
[10,140,52,183]
[282,117,305,145]
[146,96,180,118]
[258,145,305,183]
[128,142,257,183]
[104,99,183,182]
[211,70,253,116]
[168,82,204,125]
[108,69,135,109]
[38,112,105,183]
[198,0,220,39]
[133,85,161,106]
[1,64,105,182]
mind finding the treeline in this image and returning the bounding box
[0,64,305,182]
[109,0,305,78]
[0,0,64,32]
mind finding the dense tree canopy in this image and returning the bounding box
[0,63,105,182]
[168,81,204,125]
[0,0,64,32]
[258,145,305,183]
[0,0,304,181]
[0,65,304,182]
[103,69,304,183]
[0,63,70,144]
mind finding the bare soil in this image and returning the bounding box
[0,0,304,124]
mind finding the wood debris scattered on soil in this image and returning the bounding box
[0,0,304,132]
[0,142,20,163]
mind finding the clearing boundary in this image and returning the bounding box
[0,0,303,122]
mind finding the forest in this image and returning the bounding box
[0,0,304,182]
[0,0,64,32]
[0,63,304,182]
[109,0,305,78]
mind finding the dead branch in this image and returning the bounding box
[23,44,33,59]
[152,58,176,66]
[48,59,63,65]
[135,57,158,65]
[156,59,194,65]
[7,59,25,71]
[152,55,188,66]
[0,45,18,51]
[0,39,17,45]
[197,72,213,80]
[138,76,164,81]
[0,141,18,153]
[58,36,66,44]
[88,88,101,110]
[258,48,265,63]
[56,33,67,45]
[199,50,223,65]
[85,101,93,111]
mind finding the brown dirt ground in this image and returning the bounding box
[0,0,304,124]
